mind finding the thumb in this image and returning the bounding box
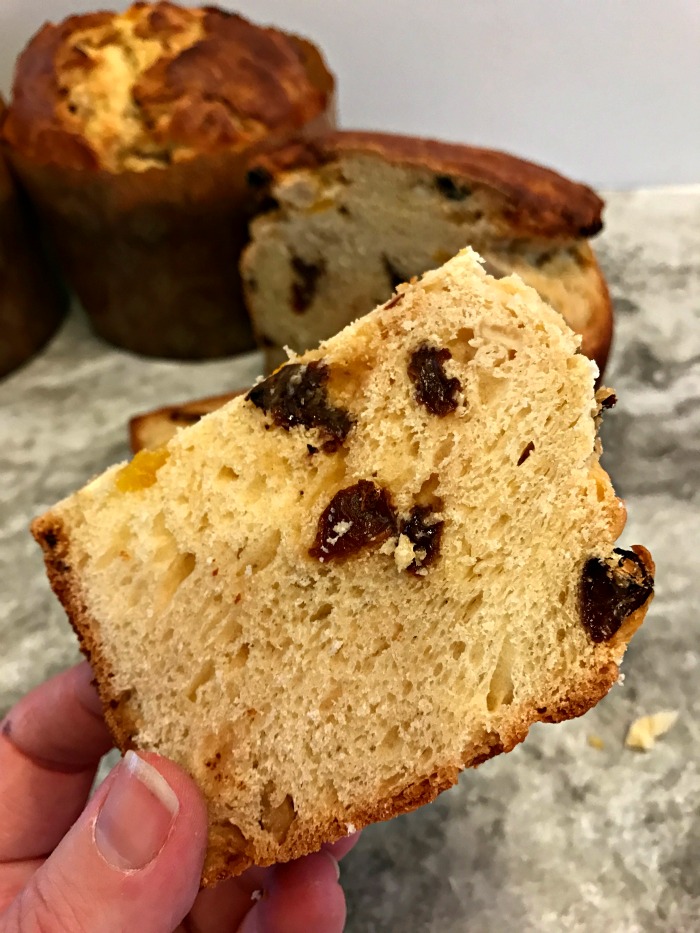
[4,751,208,933]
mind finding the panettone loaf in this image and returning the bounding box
[33,250,653,885]
[242,132,612,373]
[2,2,335,359]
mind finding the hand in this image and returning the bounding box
[0,663,359,932]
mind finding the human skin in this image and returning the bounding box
[0,662,360,933]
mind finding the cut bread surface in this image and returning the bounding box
[33,250,652,885]
[241,132,612,373]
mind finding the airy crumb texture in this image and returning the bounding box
[625,711,678,751]
[3,2,333,172]
[241,132,612,372]
[32,250,653,885]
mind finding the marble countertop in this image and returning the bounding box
[1,186,698,932]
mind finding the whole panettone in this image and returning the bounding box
[2,2,335,359]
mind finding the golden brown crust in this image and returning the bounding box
[250,130,604,240]
[129,390,243,452]
[31,509,653,886]
[31,514,142,752]
[3,3,335,171]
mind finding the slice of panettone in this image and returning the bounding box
[241,131,612,373]
[32,249,653,885]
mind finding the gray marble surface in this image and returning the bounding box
[1,186,698,932]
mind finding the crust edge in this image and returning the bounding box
[31,519,653,886]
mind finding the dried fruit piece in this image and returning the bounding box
[408,344,461,416]
[598,390,617,411]
[291,256,325,313]
[434,174,471,201]
[384,292,405,310]
[115,448,169,493]
[310,481,397,561]
[517,441,535,466]
[399,505,444,575]
[246,361,353,452]
[580,547,654,643]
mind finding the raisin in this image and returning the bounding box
[408,344,461,416]
[517,441,535,465]
[382,255,407,291]
[400,506,444,575]
[246,165,272,189]
[291,257,325,313]
[580,548,654,643]
[434,175,471,201]
[246,361,352,452]
[384,292,405,310]
[310,481,397,561]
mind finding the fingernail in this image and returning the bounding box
[95,751,179,870]
[323,851,341,880]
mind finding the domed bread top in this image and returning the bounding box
[2,2,334,172]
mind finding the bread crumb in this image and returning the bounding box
[379,537,397,557]
[251,889,262,902]
[394,534,417,572]
[625,711,679,751]
[245,564,253,577]
[587,734,605,751]
[346,822,356,835]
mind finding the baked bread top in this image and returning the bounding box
[33,249,652,884]
[249,130,604,242]
[3,2,334,172]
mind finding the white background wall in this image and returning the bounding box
[1,0,699,189]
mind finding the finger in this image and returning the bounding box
[2,752,208,933]
[238,851,346,933]
[323,831,361,861]
[0,662,113,861]
[185,867,268,933]
[188,836,361,933]
[0,859,44,915]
